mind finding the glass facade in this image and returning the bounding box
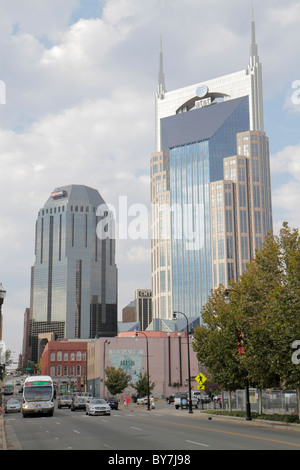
[29,185,118,362]
[167,97,250,316]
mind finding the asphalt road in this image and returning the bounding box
[4,400,300,453]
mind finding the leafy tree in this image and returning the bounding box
[131,372,155,397]
[104,366,131,396]
[193,223,300,391]
[192,286,246,392]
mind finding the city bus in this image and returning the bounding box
[22,376,54,417]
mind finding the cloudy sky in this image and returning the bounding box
[0,0,299,360]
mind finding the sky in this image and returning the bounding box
[0,0,299,362]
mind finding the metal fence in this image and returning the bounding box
[201,389,299,415]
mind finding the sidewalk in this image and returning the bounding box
[0,413,7,450]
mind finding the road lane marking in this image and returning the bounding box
[130,426,143,431]
[132,416,300,448]
[73,430,80,434]
[186,440,210,448]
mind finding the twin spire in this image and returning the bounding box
[158,5,260,97]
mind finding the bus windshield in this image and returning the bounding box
[24,386,53,402]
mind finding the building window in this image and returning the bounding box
[63,366,68,376]
[240,210,247,233]
[64,352,68,361]
[254,211,261,233]
[70,366,75,376]
[70,352,75,361]
[50,366,55,376]
[50,353,55,361]
[76,365,81,376]
[57,351,62,361]
[76,351,81,361]
[57,365,62,376]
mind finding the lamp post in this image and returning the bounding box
[0,283,6,341]
[102,339,110,399]
[135,331,150,411]
[224,288,252,421]
[173,311,193,414]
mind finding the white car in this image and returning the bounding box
[136,396,148,405]
[5,398,21,413]
[85,398,111,416]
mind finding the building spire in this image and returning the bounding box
[249,2,259,64]
[157,35,166,98]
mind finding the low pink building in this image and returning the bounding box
[87,331,202,398]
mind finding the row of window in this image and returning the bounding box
[50,351,86,362]
[50,365,83,377]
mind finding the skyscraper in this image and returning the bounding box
[29,184,118,362]
[151,11,272,321]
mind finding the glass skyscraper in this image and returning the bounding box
[151,12,272,321]
[29,184,118,362]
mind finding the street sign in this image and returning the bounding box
[195,372,207,389]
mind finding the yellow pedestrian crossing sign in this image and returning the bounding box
[195,373,207,390]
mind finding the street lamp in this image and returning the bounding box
[224,288,252,421]
[0,283,6,341]
[173,311,193,414]
[135,331,150,411]
[102,340,110,399]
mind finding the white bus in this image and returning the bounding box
[22,376,54,417]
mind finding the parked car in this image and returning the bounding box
[174,393,198,409]
[137,396,148,405]
[4,398,21,413]
[86,398,111,416]
[106,397,118,410]
[166,393,176,404]
[57,395,73,409]
[71,397,86,411]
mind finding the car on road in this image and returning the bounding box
[57,395,73,409]
[86,398,111,416]
[137,396,148,405]
[166,393,176,404]
[106,397,118,410]
[4,398,21,413]
[71,397,86,412]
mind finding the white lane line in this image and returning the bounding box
[130,426,143,431]
[186,440,210,448]
[73,429,80,434]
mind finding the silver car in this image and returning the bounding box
[5,398,21,413]
[86,398,111,416]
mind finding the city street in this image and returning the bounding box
[3,399,300,452]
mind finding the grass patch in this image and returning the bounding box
[201,409,300,424]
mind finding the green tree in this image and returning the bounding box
[131,372,155,397]
[104,366,131,396]
[193,223,300,391]
[192,286,246,392]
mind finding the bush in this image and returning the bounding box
[201,410,300,424]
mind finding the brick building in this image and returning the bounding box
[41,339,90,394]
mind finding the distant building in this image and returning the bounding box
[122,289,152,330]
[28,184,118,362]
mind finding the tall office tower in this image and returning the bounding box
[151,11,272,320]
[29,185,118,362]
